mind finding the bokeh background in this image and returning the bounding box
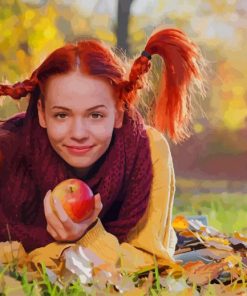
[1,0,247,234]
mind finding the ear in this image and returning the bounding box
[114,109,124,129]
[37,99,47,128]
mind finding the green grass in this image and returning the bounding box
[1,261,246,295]
[173,178,247,235]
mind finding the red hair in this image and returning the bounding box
[0,28,205,142]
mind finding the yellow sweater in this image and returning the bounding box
[28,125,177,272]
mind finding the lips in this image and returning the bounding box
[65,145,94,155]
[66,145,93,150]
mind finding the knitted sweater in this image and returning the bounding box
[0,110,153,251]
[28,125,178,272]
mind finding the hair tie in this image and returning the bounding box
[141,50,152,60]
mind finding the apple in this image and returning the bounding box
[51,178,95,223]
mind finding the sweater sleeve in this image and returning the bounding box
[28,126,177,272]
[0,119,60,262]
[0,199,54,252]
[125,126,177,259]
[0,186,52,253]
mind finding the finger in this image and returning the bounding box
[53,196,74,229]
[44,190,56,221]
[47,224,58,240]
[94,193,103,214]
[44,191,67,233]
[83,193,103,224]
[43,190,52,211]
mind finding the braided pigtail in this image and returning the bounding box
[144,28,205,143]
[0,76,38,100]
[119,51,152,107]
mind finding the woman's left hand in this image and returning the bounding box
[43,190,102,242]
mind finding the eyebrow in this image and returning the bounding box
[51,104,107,111]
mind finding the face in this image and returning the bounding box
[37,71,124,177]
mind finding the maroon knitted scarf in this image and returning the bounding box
[0,100,153,252]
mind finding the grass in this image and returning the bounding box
[173,178,247,235]
[1,261,246,295]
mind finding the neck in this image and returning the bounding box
[72,167,91,179]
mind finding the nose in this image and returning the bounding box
[70,118,89,140]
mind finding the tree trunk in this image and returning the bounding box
[116,0,133,55]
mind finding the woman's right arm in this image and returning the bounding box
[0,205,53,252]
[0,127,54,252]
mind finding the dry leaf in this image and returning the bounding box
[223,254,243,267]
[229,238,247,250]
[0,275,25,296]
[93,262,122,289]
[196,247,232,261]
[179,229,196,238]
[123,287,147,296]
[201,236,230,245]
[0,241,27,266]
[188,219,205,231]
[205,240,233,251]
[233,232,247,243]
[159,276,191,293]
[115,274,136,293]
[63,246,94,284]
[184,260,227,286]
[172,216,189,231]
[201,283,247,296]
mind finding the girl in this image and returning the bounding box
[0,28,204,272]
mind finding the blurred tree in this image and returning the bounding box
[116,0,133,55]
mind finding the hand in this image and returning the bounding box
[43,190,103,242]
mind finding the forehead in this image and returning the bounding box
[44,71,115,108]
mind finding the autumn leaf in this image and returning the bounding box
[0,275,25,296]
[223,254,243,267]
[0,241,27,266]
[184,260,227,286]
[233,232,247,243]
[200,236,230,246]
[172,215,189,231]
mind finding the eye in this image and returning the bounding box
[54,113,68,119]
[91,112,104,119]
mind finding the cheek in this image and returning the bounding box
[46,123,68,142]
[93,126,114,143]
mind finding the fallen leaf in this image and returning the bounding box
[0,275,25,296]
[188,219,205,231]
[159,276,191,293]
[179,229,196,238]
[0,241,27,266]
[123,287,147,296]
[205,240,233,251]
[233,232,247,243]
[201,283,247,296]
[223,254,243,268]
[172,216,189,231]
[184,260,227,286]
[196,247,232,261]
[229,238,247,250]
[63,246,94,284]
[201,236,230,245]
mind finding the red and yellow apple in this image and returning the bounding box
[51,178,95,223]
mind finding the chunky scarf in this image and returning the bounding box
[0,99,153,252]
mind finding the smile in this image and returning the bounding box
[66,145,94,155]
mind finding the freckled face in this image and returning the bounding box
[37,71,123,176]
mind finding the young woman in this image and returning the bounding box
[0,28,205,272]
